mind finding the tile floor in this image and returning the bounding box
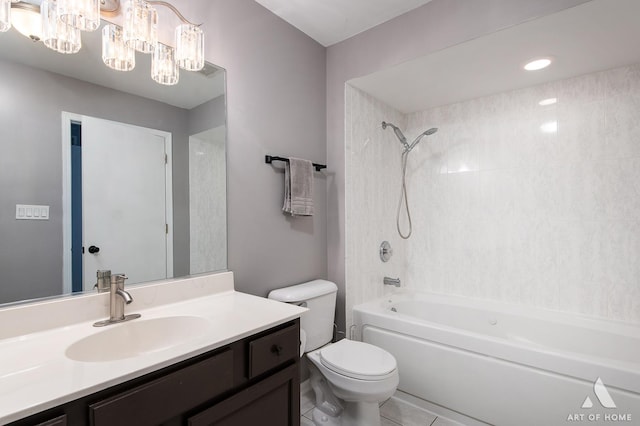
[300,392,464,426]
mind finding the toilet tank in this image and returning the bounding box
[268,280,337,352]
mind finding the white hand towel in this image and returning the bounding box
[283,157,314,216]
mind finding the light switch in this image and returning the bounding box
[16,204,50,220]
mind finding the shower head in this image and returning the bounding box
[382,121,408,148]
[407,127,438,152]
[383,121,438,152]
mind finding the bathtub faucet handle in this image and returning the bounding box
[380,241,393,262]
[383,277,401,287]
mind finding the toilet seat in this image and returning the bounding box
[319,340,397,381]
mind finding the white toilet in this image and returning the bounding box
[268,280,399,426]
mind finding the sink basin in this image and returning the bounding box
[66,316,212,362]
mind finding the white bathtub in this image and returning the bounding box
[353,292,640,426]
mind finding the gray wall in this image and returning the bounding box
[183,0,328,298]
[0,59,192,304]
[325,0,593,332]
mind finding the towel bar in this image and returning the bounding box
[265,155,326,172]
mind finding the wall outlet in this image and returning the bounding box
[16,204,49,220]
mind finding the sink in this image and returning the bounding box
[66,316,212,362]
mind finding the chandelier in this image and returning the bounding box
[0,0,204,85]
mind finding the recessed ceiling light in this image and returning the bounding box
[524,58,552,71]
[539,98,557,106]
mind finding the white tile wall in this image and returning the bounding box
[345,63,640,325]
[345,85,408,331]
[189,130,227,274]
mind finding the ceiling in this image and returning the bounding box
[349,0,640,114]
[255,0,433,47]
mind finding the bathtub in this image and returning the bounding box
[352,292,640,426]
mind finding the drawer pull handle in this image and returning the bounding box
[271,344,283,356]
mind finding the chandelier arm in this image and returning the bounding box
[147,1,202,27]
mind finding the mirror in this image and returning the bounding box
[0,19,227,306]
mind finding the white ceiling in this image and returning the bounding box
[255,0,433,47]
[350,0,640,114]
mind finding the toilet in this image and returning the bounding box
[268,280,399,426]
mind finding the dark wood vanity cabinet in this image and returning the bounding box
[10,320,300,426]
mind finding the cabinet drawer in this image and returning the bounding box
[248,323,298,379]
[89,349,233,426]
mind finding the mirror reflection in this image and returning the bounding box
[0,19,227,306]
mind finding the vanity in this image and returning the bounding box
[0,272,306,426]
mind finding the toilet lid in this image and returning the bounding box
[319,340,396,381]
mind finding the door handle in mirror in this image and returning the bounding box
[88,245,100,254]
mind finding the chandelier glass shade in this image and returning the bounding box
[2,0,205,86]
[123,0,157,53]
[175,23,203,71]
[151,42,178,85]
[42,0,82,54]
[102,23,135,71]
[57,0,100,32]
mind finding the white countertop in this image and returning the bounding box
[0,272,306,425]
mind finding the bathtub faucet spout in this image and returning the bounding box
[383,277,401,287]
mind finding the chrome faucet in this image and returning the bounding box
[93,274,141,327]
[383,277,401,287]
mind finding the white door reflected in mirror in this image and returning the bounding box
[62,114,173,292]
